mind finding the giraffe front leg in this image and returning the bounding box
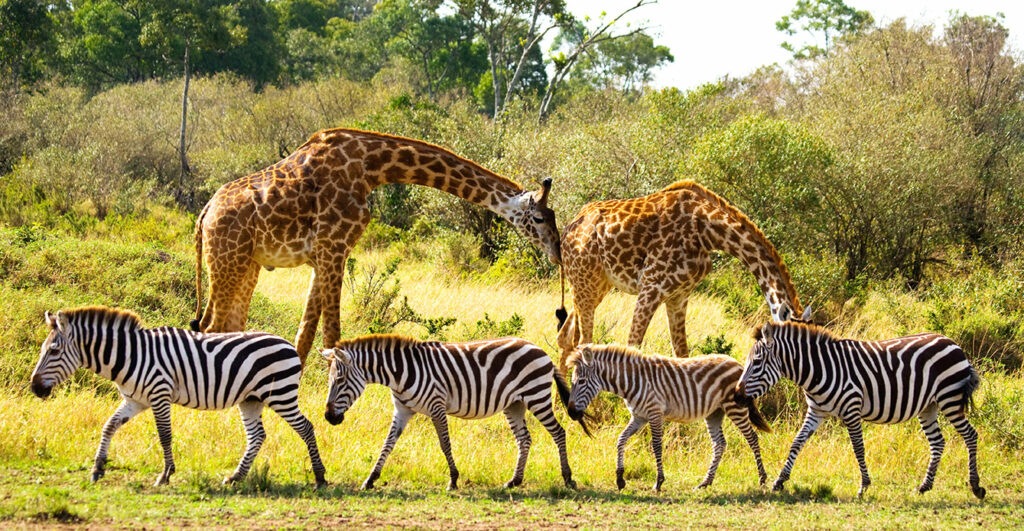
[151,400,175,486]
[92,398,147,482]
[295,269,325,362]
[664,292,691,357]
[627,283,667,348]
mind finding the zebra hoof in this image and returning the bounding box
[504,478,523,489]
[972,485,986,500]
[564,478,578,490]
[771,480,785,492]
[315,479,328,490]
[616,477,626,491]
[696,481,712,490]
[361,479,376,490]
[917,482,933,494]
[446,480,459,491]
[91,469,104,483]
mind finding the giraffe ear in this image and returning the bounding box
[536,177,552,208]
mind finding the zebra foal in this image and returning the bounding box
[565,343,770,491]
[738,307,985,499]
[29,306,327,488]
[322,335,590,490]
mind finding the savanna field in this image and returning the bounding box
[4,0,1024,528]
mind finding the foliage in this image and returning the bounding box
[776,0,873,59]
[345,257,420,334]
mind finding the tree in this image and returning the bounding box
[777,0,873,59]
[571,31,672,92]
[539,0,658,118]
[0,0,57,88]
[451,0,566,116]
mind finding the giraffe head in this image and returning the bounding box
[503,178,561,265]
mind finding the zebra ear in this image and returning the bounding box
[760,323,774,341]
[777,303,793,322]
[801,305,813,322]
[45,311,55,328]
[54,311,69,333]
[334,348,353,365]
[320,348,335,362]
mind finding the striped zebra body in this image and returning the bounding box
[739,316,984,499]
[323,335,586,490]
[565,344,770,491]
[29,306,326,488]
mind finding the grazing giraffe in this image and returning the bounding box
[192,128,561,363]
[555,180,803,371]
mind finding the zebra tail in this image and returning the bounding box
[958,366,982,415]
[553,369,594,438]
[190,203,209,332]
[733,392,772,433]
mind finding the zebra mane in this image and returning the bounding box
[760,320,839,342]
[61,306,144,331]
[566,343,653,368]
[333,334,427,350]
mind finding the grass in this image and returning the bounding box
[2,245,1024,528]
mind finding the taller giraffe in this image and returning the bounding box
[556,180,803,371]
[193,128,561,363]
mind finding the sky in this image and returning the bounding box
[562,0,1024,90]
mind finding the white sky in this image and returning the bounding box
[562,0,1024,90]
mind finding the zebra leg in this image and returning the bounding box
[724,401,768,486]
[527,393,576,489]
[152,399,176,486]
[502,402,531,488]
[428,407,460,490]
[942,402,985,499]
[774,409,823,492]
[697,410,726,489]
[364,403,415,490]
[842,413,871,497]
[649,413,667,492]
[225,401,266,485]
[916,403,944,494]
[616,416,647,490]
[92,398,147,482]
[269,401,328,488]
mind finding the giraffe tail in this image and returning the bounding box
[553,368,593,438]
[190,203,209,332]
[555,263,568,331]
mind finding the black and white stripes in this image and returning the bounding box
[322,334,587,490]
[29,306,326,487]
[565,344,770,491]
[739,313,985,499]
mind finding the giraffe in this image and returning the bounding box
[192,128,561,364]
[555,180,805,372]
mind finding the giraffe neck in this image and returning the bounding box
[314,129,523,212]
[695,196,802,317]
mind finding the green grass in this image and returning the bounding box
[2,228,1024,527]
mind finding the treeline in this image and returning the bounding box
[2,2,1024,366]
[0,0,671,115]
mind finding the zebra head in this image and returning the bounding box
[322,347,366,426]
[738,323,783,399]
[30,311,82,399]
[565,346,602,421]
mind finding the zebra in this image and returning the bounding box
[29,306,327,488]
[565,343,770,491]
[738,306,985,499]
[322,334,591,490]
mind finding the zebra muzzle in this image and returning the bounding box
[566,401,584,421]
[324,408,345,425]
[30,377,52,399]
